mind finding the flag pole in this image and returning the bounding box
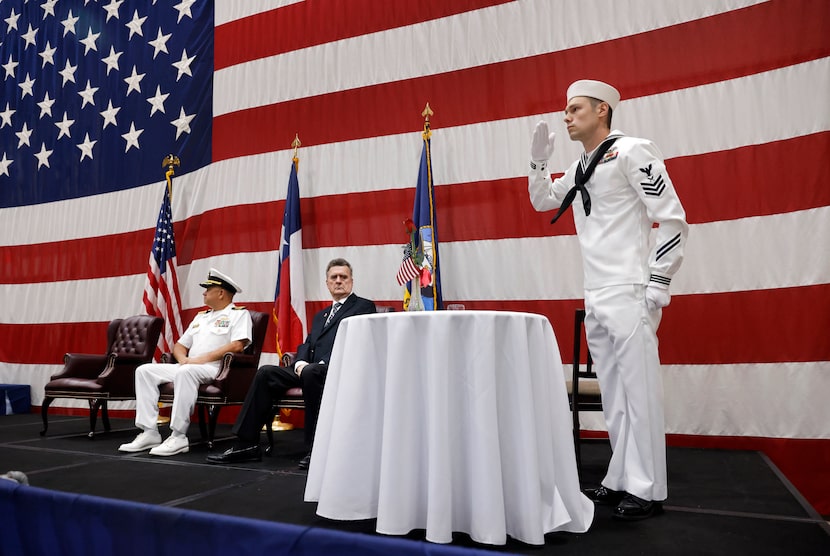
[157,154,180,425]
[421,103,439,308]
[271,135,302,433]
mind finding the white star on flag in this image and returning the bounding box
[4,9,21,31]
[37,92,55,118]
[55,112,75,139]
[147,86,169,116]
[171,107,194,139]
[41,0,59,19]
[0,153,12,177]
[0,104,13,128]
[100,101,120,129]
[78,81,99,108]
[2,55,18,78]
[148,28,171,58]
[122,122,143,152]
[80,27,100,54]
[101,47,122,74]
[34,143,53,169]
[39,41,56,67]
[125,10,146,38]
[18,73,35,97]
[21,24,38,48]
[77,133,97,161]
[59,59,77,85]
[103,0,124,22]
[61,10,79,36]
[172,48,194,81]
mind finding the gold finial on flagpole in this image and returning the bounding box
[421,103,433,140]
[291,134,301,168]
[162,154,180,202]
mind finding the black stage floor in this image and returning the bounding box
[1,413,828,555]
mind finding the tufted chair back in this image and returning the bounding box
[97,315,164,396]
[110,315,162,359]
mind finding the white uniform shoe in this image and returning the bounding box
[149,435,189,457]
[118,430,162,452]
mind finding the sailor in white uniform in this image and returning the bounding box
[528,80,688,520]
[119,268,253,457]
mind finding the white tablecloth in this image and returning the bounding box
[304,311,594,545]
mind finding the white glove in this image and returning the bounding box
[645,286,671,312]
[530,120,556,171]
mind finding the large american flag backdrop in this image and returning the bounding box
[1,1,828,512]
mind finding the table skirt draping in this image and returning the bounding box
[304,311,594,545]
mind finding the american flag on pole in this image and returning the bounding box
[1,1,828,513]
[142,183,183,360]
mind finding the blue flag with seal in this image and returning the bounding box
[404,106,442,311]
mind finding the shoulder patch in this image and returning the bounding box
[198,309,210,314]
[232,306,246,310]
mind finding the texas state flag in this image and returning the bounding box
[273,160,306,357]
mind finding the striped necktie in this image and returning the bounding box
[325,302,342,326]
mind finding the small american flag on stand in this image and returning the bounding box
[396,243,420,286]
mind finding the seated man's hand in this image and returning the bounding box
[294,361,309,377]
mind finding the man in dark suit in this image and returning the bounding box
[206,258,376,468]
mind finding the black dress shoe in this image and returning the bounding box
[583,485,624,505]
[298,452,311,470]
[613,494,664,521]
[205,445,262,464]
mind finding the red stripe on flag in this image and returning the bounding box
[215,0,513,70]
[213,0,830,162]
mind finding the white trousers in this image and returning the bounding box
[584,284,667,501]
[134,362,219,436]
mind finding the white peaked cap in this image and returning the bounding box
[566,80,621,110]
[200,268,242,294]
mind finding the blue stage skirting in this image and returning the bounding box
[0,480,505,556]
[0,384,31,415]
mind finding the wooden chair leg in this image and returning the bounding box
[87,399,101,438]
[100,400,111,432]
[264,406,277,456]
[40,396,55,436]
[207,405,220,450]
[197,404,209,442]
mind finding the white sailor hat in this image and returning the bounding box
[566,79,621,110]
[200,268,242,294]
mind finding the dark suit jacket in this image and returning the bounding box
[294,294,376,366]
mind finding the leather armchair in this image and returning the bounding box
[41,315,164,438]
[158,310,269,448]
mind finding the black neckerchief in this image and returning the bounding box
[550,136,620,224]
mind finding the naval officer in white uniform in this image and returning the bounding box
[119,268,253,457]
